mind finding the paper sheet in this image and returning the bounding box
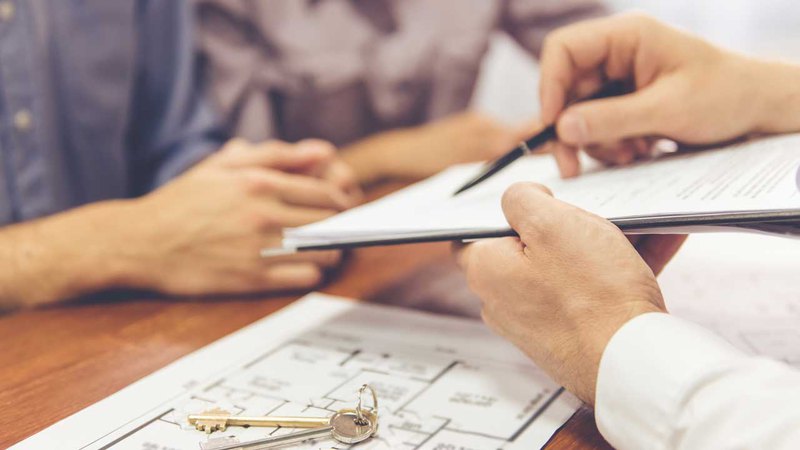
[13,294,580,450]
[658,233,800,366]
[286,134,800,246]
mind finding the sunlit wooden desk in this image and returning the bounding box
[0,185,612,449]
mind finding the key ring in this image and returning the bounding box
[355,384,378,426]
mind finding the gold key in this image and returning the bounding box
[200,408,379,450]
[188,407,331,433]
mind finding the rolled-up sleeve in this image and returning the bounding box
[127,0,226,194]
[596,312,800,449]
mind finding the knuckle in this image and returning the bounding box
[241,170,275,194]
[249,211,281,231]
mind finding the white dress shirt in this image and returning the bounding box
[595,312,800,449]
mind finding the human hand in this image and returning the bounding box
[343,112,539,183]
[539,13,800,177]
[293,139,364,204]
[456,182,686,404]
[125,139,357,296]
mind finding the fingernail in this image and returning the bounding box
[559,112,589,145]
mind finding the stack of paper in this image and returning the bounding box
[281,134,800,251]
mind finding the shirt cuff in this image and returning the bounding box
[594,312,746,450]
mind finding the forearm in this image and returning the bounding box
[340,128,421,185]
[596,313,800,449]
[0,200,146,308]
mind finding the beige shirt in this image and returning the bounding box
[196,0,606,146]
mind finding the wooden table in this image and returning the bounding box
[0,191,611,450]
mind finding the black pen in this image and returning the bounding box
[453,80,630,196]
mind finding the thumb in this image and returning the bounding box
[500,182,558,244]
[556,86,666,145]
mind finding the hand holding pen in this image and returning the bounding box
[454,80,630,195]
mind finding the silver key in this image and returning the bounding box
[202,408,377,450]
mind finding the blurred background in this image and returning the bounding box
[474,0,800,123]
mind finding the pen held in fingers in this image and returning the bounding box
[452,80,631,196]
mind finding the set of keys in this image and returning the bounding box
[189,385,379,450]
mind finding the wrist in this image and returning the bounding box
[568,299,664,405]
[98,196,172,292]
[748,57,800,134]
[5,199,146,306]
[341,127,426,184]
[54,200,148,292]
[340,142,387,186]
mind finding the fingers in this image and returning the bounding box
[291,139,342,177]
[254,250,345,292]
[242,168,355,211]
[224,139,336,171]
[262,249,342,268]
[272,172,355,211]
[324,161,364,202]
[552,143,581,178]
[634,234,688,275]
[552,137,655,178]
[261,204,339,228]
[540,15,639,124]
[500,183,558,243]
[455,237,527,298]
[556,86,665,145]
[583,139,640,166]
[259,263,324,291]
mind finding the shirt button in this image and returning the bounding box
[0,2,14,22]
[13,109,32,132]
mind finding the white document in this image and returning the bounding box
[285,134,800,248]
[13,294,580,450]
[658,232,800,367]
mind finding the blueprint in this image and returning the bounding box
[659,233,800,368]
[13,294,579,450]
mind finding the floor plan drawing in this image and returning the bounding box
[16,234,798,450]
[14,294,579,450]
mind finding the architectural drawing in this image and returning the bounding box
[14,294,578,450]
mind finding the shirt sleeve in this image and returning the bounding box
[127,0,227,195]
[595,312,800,450]
[501,0,608,57]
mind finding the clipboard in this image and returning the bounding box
[269,209,800,254]
[270,134,800,256]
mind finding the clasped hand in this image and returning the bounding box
[128,138,362,296]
